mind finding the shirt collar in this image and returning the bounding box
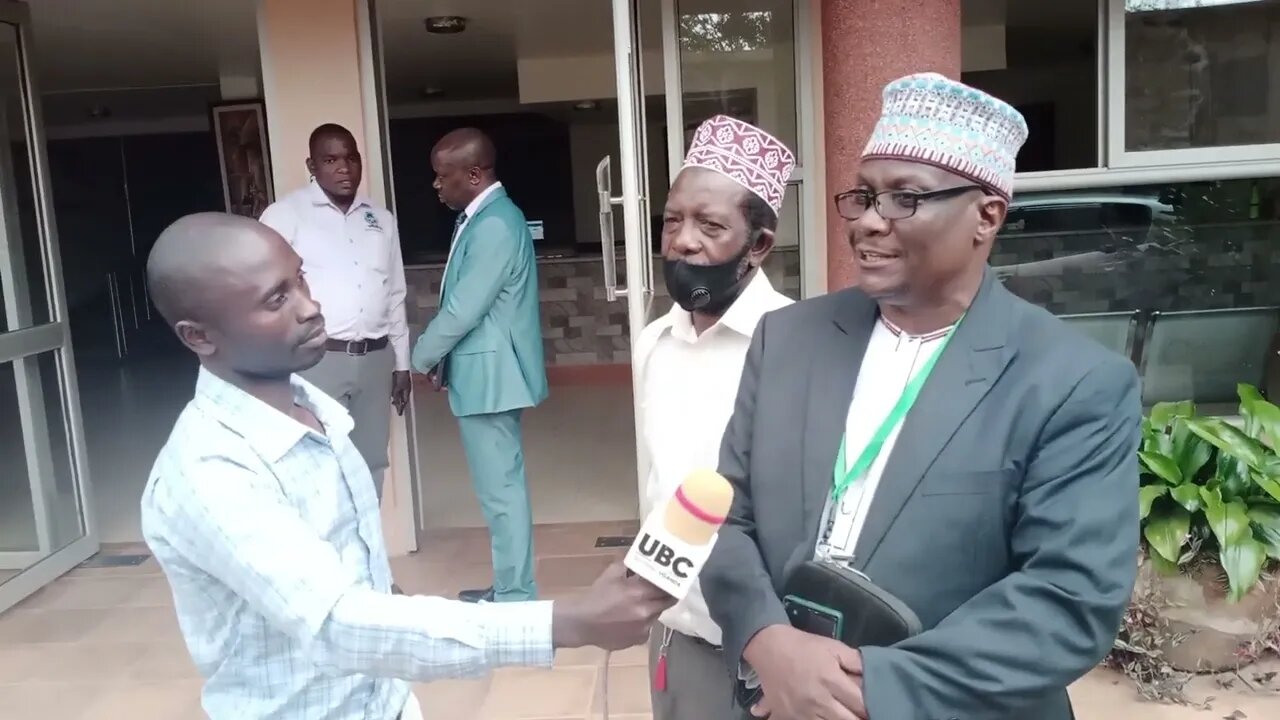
[307,178,372,215]
[463,181,504,219]
[664,270,780,343]
[192,366,355,463]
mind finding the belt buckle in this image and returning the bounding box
[344,339,368,356]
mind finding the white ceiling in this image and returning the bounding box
[27,0,259,93]
[17,0,1098,124]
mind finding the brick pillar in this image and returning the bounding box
[821,0,962,290]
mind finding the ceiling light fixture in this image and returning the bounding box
[424,16,467,34]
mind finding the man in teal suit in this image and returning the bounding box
[412,128,548,603]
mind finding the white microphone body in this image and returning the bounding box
[623,469,733,601]
[623,512,719,601]
[602,470,732,720]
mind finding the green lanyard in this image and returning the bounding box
[831,324,959,503]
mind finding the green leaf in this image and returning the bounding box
[1148,550,1181,576]
[1142,421,1173,456]
[1139,485,1169,519]
[1238,383,1268,441]
[1185,417,1268,468]
[1143,504,1192,563]
[1139,451,1183,485]
[1201,485,1222,508]
[1220,536,1269,603]
[1151,401,1195,429]
[1217,452,1252,501]
[1255,474,1280,504]
[1244,399,1280,451]
[1248,505,1280,560]
[1170,419,1214,480]
[1239,382,1265,411]
[1204,494,1253,547]
[1170,482,1204,513]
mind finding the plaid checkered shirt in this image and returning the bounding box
[141,367,554,719]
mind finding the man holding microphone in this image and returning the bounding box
[140,212,673,720]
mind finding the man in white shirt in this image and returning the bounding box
[632,115,796,720]
[141,212,674,720]
[259,123,410,500]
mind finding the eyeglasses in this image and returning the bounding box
[833,185,984,221]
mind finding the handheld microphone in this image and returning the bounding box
[601,469,734,719]
[623,468,735,600]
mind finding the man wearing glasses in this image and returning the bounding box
[700,73,1141,720]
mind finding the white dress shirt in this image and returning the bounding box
[820,317,953,558]
[634,271,793,644]
[141,368,553,719]
[442,181,505,279]
[259,182,410,370]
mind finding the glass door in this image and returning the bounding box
[603,0,660,505]
[0,0,97,612]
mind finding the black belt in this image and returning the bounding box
[323,336,389,356]
[668,626,722,650]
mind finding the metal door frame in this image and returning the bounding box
[605,0,658,508]
[0,0,99,612]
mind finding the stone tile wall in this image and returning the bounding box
[992,221,1280,314]
[405,247,802,366]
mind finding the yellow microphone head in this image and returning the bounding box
[662,469,734,546]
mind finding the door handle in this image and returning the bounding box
[596,155,627,301]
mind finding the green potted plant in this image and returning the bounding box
[1128,383,1280,675]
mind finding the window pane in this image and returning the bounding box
[0,23,52,333]
[0,357,38,563]
[1125,0,1280,151]
[996,177,1280,407]
[0,349,84,585]
[963,0,1099,171]
[762,184,802,301]
[37,348,85,549]
[677,0,798,158]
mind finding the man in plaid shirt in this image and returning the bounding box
[141,213,671,719]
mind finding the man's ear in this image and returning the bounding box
[305,157,316,179]
[747,227,776,266]
[975,196,1009,249]
[175,320,216,358]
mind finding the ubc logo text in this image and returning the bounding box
[637,533,694,579]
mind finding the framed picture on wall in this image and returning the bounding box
[211,101,274,219]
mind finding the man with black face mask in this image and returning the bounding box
[632,115,796,720]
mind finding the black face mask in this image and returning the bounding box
[663,243,753,315]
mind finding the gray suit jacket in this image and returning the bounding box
[702,271,1141,720]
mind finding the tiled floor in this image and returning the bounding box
[2,524,1278,719]
[413,384,639,530]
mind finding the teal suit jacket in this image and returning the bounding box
[411,187,549,417]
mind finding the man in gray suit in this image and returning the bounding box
[701,73,1142,720]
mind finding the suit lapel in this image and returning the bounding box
[852,271,1016,569]
[442,186,509,299]
[800,293,877,544]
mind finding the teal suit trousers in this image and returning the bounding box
[457,409,536,601]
